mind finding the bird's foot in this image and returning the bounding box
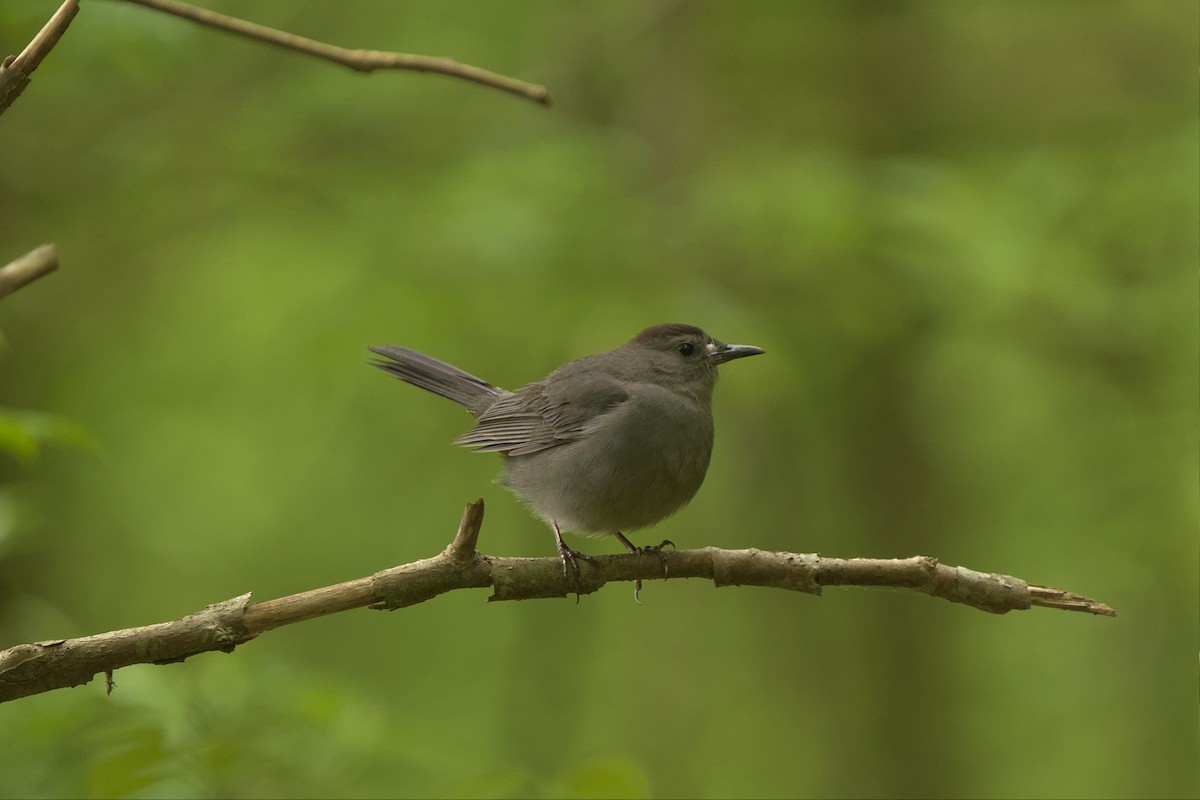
[614,534,676,603]
[639,539,676,577]
[553,523,597,602]
[556,541,599,581]
[615,533,674,578]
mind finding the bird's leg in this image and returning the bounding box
[553,521,597,588]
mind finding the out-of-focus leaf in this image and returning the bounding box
[0,408,96,462]
[557,759,651,800]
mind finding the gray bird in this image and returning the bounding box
[369,324,763,577]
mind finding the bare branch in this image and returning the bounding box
[118,0,552,106]
[0,244,59,300]
[0,0,80,115]
[0,499,1114,704]
[446,496,486,560]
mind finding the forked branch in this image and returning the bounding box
[0,500,1115,704]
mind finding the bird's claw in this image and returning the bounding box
[552,522,599,602]
[554,537,598,603]
[614,534,676,603]
[634,539,674,579]
[557,544,599,581]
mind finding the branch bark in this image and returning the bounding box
[0,0,79,115]
[117,0,551,105]
[0,244,59,300]
[0,500,1115,704]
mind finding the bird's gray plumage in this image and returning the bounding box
[369,324,762,546]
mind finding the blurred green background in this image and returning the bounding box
[1,1,1196,798]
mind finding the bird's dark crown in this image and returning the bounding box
[634,323,708,345]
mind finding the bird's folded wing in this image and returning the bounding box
[454,375,629,456]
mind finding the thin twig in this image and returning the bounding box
[0,244,59,300]
[0,500,1115,704]
[118,0,551,105]
[0,0,80,115]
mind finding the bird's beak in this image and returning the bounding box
[707,342,765,365]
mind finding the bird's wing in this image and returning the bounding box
[454,372,629,456]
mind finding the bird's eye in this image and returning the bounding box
[678,341,695,356]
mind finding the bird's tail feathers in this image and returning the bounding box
[369,346,504,417]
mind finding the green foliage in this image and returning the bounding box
[0,408,94,462]
[0,2,1195,799]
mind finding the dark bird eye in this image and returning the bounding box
[678,341,695,356]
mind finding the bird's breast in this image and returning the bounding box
[501,384,716,534]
